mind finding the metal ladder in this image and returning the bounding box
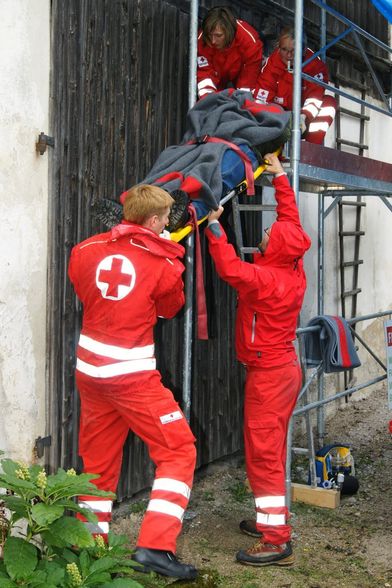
[334,70,369,389]
[231,183,275,260]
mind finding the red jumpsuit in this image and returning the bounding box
[197,20,263,98]
[205,174,311,544]
[68,222,197,551]
[254,47,337,144]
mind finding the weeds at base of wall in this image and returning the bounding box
[0,453,161,587]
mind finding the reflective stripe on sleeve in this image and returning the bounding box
[147,499,185,521]
[79,334,154,361]
[255,495,286,509]
[76,357,156,378]
[199,88,215,97]
[152,478,191,499]
[256,512,286,526]
[198,78,217,91]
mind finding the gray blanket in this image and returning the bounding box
[142,89,291,210]
[305,315,361,373]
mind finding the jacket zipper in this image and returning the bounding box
[251,312,257,343]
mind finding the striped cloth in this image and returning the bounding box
[304,315,361,373]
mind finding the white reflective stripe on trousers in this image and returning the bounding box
[76,357,156,378]
[308,121,330,133]
[79,500,113,513]
[256,512,286,526]
[147,498,185,521]
[317,106,336,118]
[79,334,154,361]
[152,478,191,499]
[255,495,286,509]
[85,521,110,534]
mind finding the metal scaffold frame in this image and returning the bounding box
[184,1,392,495]
[286,0,392,504]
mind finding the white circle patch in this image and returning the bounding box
[96,255,136,300]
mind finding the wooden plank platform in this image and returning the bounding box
[291,482,340,509]
[298,142,392,194]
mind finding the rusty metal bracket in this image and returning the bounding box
[34,435,52,458]
[36,132,55,155]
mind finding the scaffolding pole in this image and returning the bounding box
[182,0,198,422]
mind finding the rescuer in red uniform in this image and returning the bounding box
[68,184,197,581]
[254,26,337,144]
[205,153,311,567]
[197,6,263,99]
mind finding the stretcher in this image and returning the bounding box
[169,150,280,243]
[92,148,282,240]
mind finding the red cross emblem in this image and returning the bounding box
[96,255,136,300]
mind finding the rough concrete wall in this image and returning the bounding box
[0,0,50,460]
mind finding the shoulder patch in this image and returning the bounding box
[197,56,209,68]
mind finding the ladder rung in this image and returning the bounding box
[339,107,370,121]
[292,447,310,455]
[342,288,362,297]
[336,138,368,150]
[238,204,276,212]
[240,247,258,254]
[343,260,364,267]
[340,231,365,236]
[339,200,366,207]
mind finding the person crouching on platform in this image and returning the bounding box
[205,153,311,566]
[197,6,263,99]
[254,25,337,144]
[68,184,197,581]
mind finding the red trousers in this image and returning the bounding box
[303,95,337,144]
[244,360,301,544]
[76,370,196,552]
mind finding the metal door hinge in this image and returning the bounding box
[34,435,52,458]
[36,132,55,155]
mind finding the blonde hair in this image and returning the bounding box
[202,6,237,48]
[279,25,295,45]
[123,184,174,225]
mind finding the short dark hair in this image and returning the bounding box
[202,6,237,48]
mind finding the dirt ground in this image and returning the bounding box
[112,384,392,588]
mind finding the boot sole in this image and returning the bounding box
[238,554,295,567]
[240,528,262,538]
[132,561,197,580]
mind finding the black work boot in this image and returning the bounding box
[132,547,198,580]
[239,519,262,538]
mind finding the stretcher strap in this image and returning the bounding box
[188,204,208,340]
[187,136,255,195]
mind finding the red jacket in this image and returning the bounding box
[205,174,311,368]
[254,48,329,120]
[68,222,185,378]
[197,20,263,98]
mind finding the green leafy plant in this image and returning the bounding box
[0,456,145,587]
